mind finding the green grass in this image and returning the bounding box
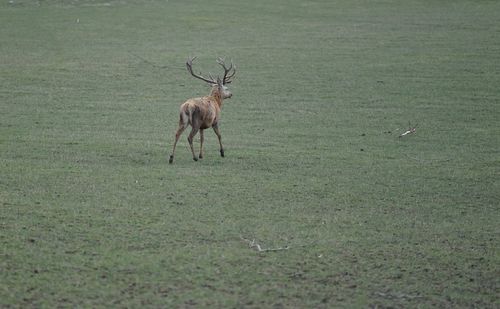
[1,0,499,307]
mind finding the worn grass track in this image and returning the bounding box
[1,0,499,307]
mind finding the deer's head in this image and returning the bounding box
[186,57,236,99]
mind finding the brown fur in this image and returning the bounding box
[169,82,227,163]
[169,57,235,164]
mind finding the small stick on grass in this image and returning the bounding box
[399,122,418,138]
[240,236,290,252]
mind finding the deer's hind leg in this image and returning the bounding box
[187,125,200,161]
[169,113,188,164]
[186,109,202,162]
[199,129,205,159]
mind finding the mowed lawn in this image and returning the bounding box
[1,0,499,307]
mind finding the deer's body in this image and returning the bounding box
[181,88,223,130]
[169,57,235,164]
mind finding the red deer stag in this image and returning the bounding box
[169,57,236,164]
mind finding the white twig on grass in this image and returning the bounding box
[240,236,290,252]
[399,122,418,138]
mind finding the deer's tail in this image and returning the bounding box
[180,105,201,127]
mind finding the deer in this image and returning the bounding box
[169,57,236,164]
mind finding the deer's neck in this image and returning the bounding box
[209,88,223,108]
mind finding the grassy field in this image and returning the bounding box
[1,0,499,307]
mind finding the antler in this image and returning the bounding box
[216,57,236,84]
[186,57,217,84]
[186,57,236,85]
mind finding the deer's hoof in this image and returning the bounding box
[193,157,198,162]
[199,154,203,159]
[169,155,174,164]
[220,150,225,157]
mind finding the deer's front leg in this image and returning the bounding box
[213,125,224,157]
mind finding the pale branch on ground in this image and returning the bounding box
[399,122,418,138]
[240,236,290,252]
